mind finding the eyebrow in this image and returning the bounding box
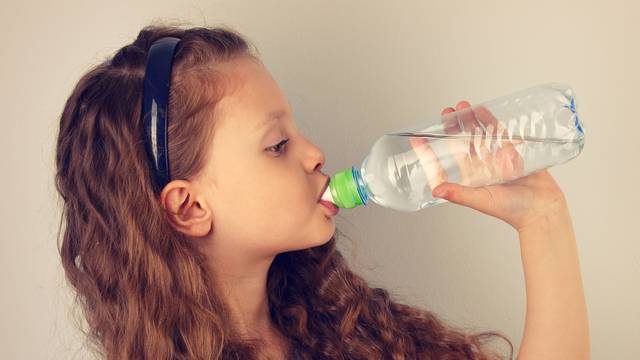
[255,109,287,132]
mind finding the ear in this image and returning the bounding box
[159,180,213,238]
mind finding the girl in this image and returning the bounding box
[55,24,588,359]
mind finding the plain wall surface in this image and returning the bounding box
[1,0,638,358]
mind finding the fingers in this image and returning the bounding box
[441,107,455,116]
[443,100,524,186]
[409,136,448,192]
[495,143,525,180]
[455,101,484,158]
[407,104,466,191]
[455,100,471,111]
[472,105,525,181]
[409,99,527,205]
[459,102,500,182]
[441,102,475,184]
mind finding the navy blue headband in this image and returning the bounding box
[140,36,181,195]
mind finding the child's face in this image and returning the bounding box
[194,57,335,260]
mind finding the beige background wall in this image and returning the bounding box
[1,0,638,358]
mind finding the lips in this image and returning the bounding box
[317,176,338,215]
[318,176,331,202]
[319,200,339,216]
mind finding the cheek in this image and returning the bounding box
[220,191,332,254]
[227,178,310,224]
[217,165,317,229]
[253,173,310,206]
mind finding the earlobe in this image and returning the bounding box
[160,180,213,238]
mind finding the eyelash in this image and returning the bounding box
[268,138,289,156]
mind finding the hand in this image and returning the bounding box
[408,100,568,232]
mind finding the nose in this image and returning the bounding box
[304,141,325,174]
[312,151,325,173]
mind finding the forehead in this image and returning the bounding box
[216,57,290,131]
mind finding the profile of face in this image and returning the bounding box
[162,57,335,265]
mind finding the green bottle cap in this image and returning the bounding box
[330,167,364,209]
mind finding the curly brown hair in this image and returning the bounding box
[54,22,514,360]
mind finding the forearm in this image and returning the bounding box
[516,204,590,359]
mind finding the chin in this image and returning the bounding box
[315,223,336,246]
[292,230,335,253]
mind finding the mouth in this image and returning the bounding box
[318,176,331,202]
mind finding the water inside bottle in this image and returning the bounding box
[355,84,585,211]
[360,131,584,212]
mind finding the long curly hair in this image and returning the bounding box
[54,22,514,360]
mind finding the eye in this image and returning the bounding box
[267,138,289,156]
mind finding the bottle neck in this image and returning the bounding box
[330,166,369,209]
[352,166,369,205]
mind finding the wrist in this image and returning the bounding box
[516,198,572,238]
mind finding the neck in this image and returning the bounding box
[206,248,277,337]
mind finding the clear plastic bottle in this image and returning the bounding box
[321,82,586,212]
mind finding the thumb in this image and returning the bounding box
[432,182,496,214]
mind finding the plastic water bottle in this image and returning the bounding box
[321,82,586,212]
